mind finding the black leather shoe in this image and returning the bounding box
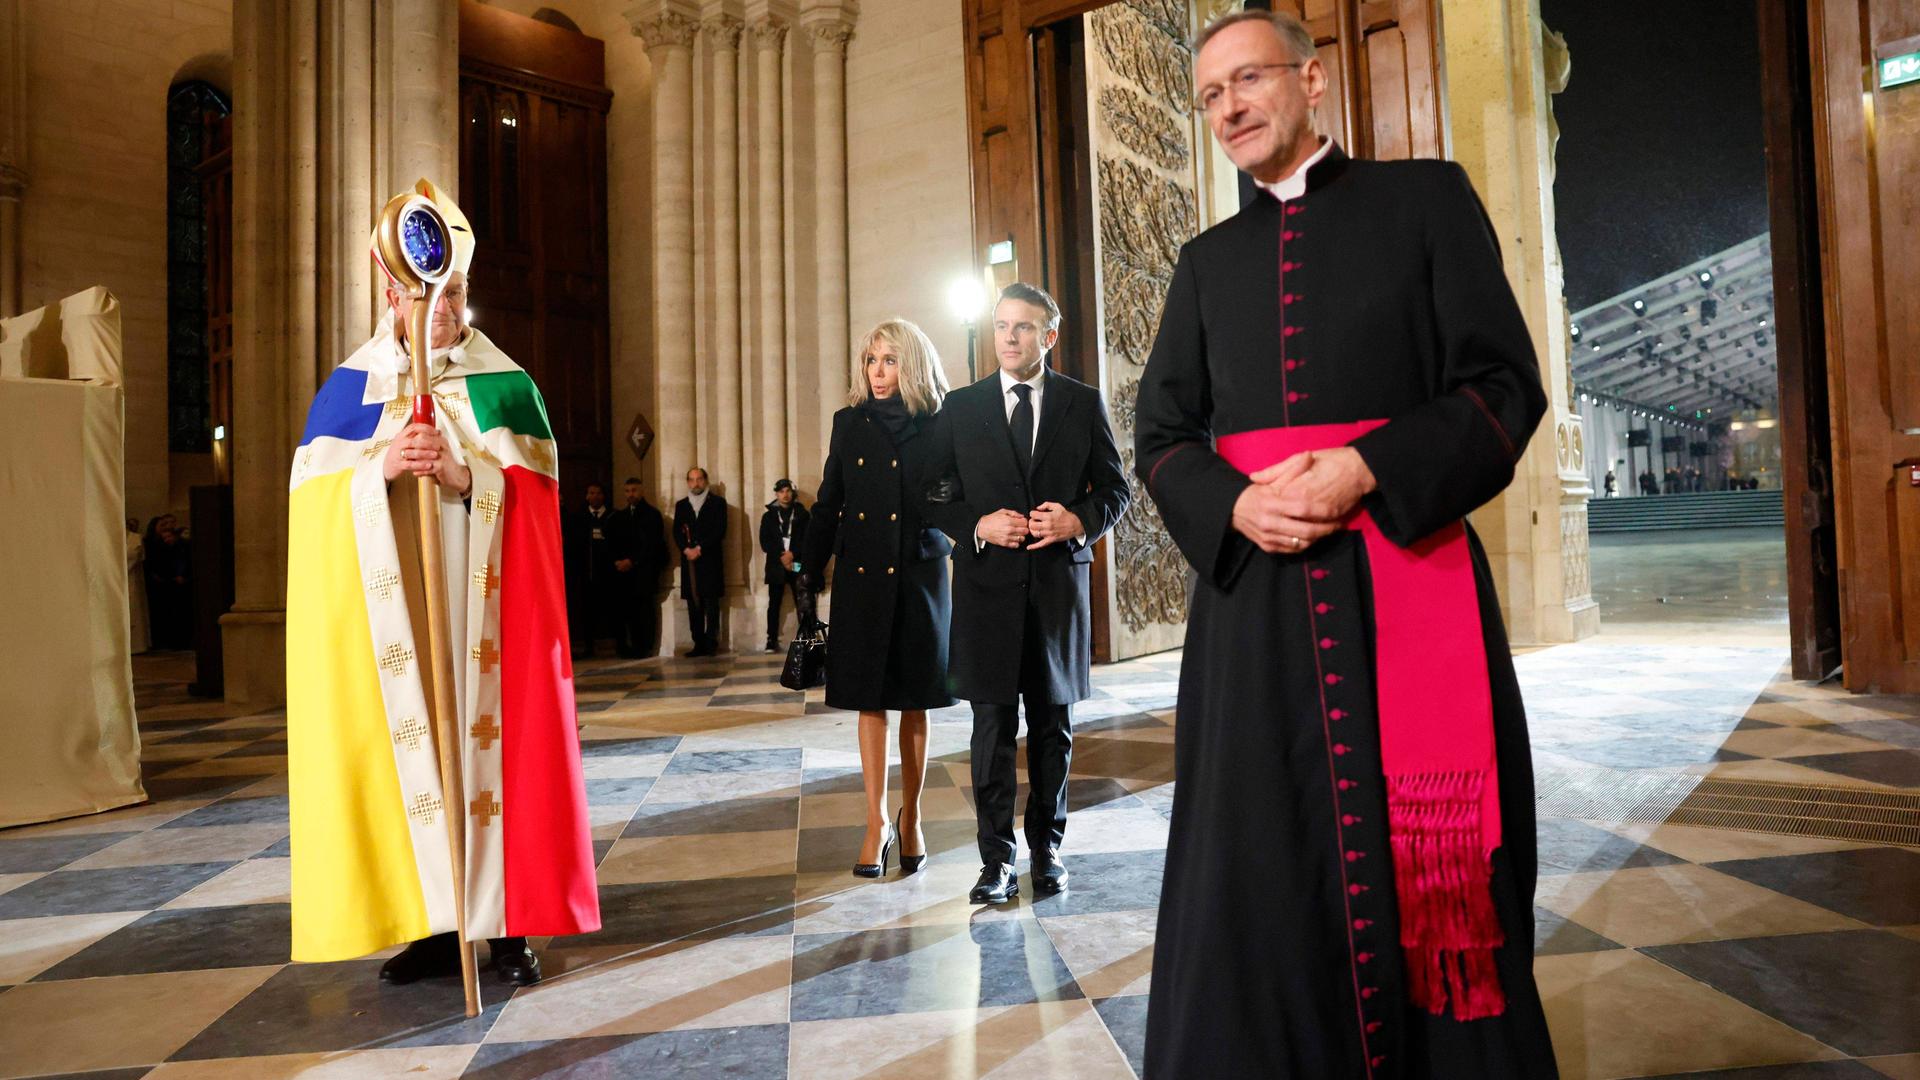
[1031,850,1069,895]
[969,862,1018,904]
[378,932,459,984]
[489,937,541,986]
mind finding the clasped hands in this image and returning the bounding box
[1230,447,1377,555]
[977,501,1084,550]
[382,422,471,496]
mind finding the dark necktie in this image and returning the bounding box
[1010,383,1034,476]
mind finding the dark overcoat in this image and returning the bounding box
[1133,144,1557,1078]
[920,370,1129,705]
[804,403,954,712]
[672,494,727,600]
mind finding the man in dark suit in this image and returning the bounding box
[611,476,667,658]
[563,481,617,660]
[922,282,1130,905]
[673,466,728,656]
[758,478,814,653]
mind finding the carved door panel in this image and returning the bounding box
[1807,0,1920,692]
[1270,0,1445,161]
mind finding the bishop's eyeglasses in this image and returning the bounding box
[1194,62,1306,115]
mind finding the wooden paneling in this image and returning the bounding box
[1271,0,1443,161]
[1808,0,1920,691]
[458,0,612,502]
[1757,0,1841,680]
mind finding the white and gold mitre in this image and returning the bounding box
[368,177,476,284]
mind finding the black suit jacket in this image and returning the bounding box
[611,500,666,594]
[922,369,1130,704]
[759,501,810,585]
[673,494,728,599]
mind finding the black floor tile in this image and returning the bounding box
[1535,818,1686,876]
[0,862,234,919]
[36,903,291,980]
[1786,750,1920,787]
[1644,930,1920,1057]
[157,796,291,830]
[1532,907,1623,956]
[140,774,272,802]
[462,1026,789,1079]
[707,692,806,707]
[583,778,656,806]
[0,832,139,874]
[1635,1061,1888,1079]
[1094,994,1148,1080]
[790,920,1082,1021]
[577,735,682,757]
[663,749,803,775]
[170,959,505,1060]
[623,798,799,838]
[555,876,796,947]
[1023,849,1164,918]
[571,700,618,714]
[621,686,716,700]
[1706,847,1920,926]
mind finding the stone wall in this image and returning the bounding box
[9,0,231,524]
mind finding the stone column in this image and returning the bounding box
[702,9,747,609]
[1441,0,1596,644]
[0,0,23,318]
[224,0,461,706]
[803,9,854,456]
[748,8,789,489]
[631,0,700,651]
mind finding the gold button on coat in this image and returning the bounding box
[886,567,895,575]
[889,513,898,521]
[857,566,866,574]
[857,457,865,466]
[858,512,866,520]
[891,459,898,468]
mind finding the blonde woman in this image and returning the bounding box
[803,319,956,877]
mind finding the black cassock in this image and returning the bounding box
[1134,144,1557,1078]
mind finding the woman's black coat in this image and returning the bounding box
[803,403,955,711]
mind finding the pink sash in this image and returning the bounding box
[1217,421,1506,1020]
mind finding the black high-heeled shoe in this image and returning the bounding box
[897,806,927,874]
[852,820,896,878]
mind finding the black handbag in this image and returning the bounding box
[780,619,829,691]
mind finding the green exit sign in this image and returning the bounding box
[1882,52,1920,89]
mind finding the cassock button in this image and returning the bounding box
[887,567,895,575]
[1347,850,1366,862]
[1361,987,1377,999]
[1325,673,1342,685]
[1283,230,1296,240]
[858,512,866,520]
[1333,743,1349,755]
[891,459,898,468]
[857,457,865,466]
[1319,637,1336,649]
[1283,326,1300,337]
[1312,568,1329,580]
[1342,814,1359,825]
[1349,883,1366,895]
[1367,1021,1383,1034]
[1357,951,1374,963]
[1282,261,1298,272]
[1287,391,1301,403]
[1315,602,1332,613]
[1283,293,1297,304]
[1373,1057,1387,1068]
[1329,708,1346,720]
[1353,918,1372,930]
[1286,204,1303,216]
[1285,360,1299,371]
[889,513,898,521]
[1338,779,1355,790]
[858,566,866,574]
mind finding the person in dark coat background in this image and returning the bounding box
[921,283,1130,906]
[759,479,814,654]
[1131,11,1555,1077]
[142,513,192,650]
[611,476,667,658]
[673,467,728,656]
[564,481,617,660]
[804,318,955,877]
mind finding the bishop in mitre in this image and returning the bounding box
[285,179,600,987]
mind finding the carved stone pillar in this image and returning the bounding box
[803,9,854,453]
[748,7,789,488]
[632,1,700,649]
[1442,0,1595,643]
[0,0,25,317]
[224,0,460,706]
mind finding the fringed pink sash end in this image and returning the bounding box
[1389,770,1506,1021]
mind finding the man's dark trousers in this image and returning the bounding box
[971,602,1071,866]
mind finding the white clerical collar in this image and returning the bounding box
[998,366,1046,396]
[1255,137,1335,202]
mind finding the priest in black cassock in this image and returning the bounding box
[1134,10,1556,1078]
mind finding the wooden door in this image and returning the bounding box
[1807,0,1920,692]
[1267,0,1446,162]
[458,1,613,504]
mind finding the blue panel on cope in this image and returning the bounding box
[298,366,382,447]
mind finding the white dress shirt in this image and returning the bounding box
[1253,136,1334,202]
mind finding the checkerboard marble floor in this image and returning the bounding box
[2,532,1916,1078]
